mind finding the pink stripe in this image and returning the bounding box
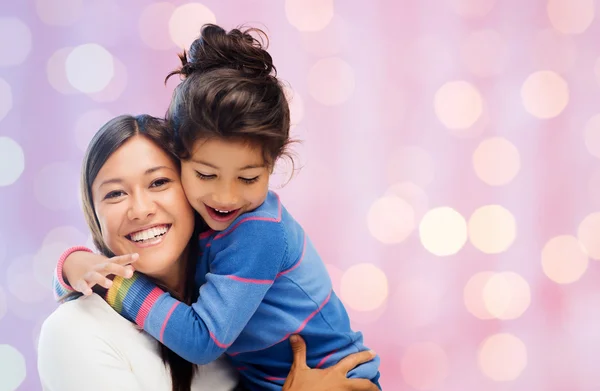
[57,246,93,290]
[210,331,231,349]
[214,194,282,241]
[265,376,286,381]
[229,291,333,356]
[199,229,215,239]
[316,349,337,368]
[276,235,306,278]
[159,302,179,342]
[236,367,248,371]
[135,287,164,327]
[227,275,274,284]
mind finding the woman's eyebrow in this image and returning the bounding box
[98,166,174,188]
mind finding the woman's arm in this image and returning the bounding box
[37,299,144,391]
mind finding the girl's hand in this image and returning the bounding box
[283,335,379,391]
[64,252,138,296]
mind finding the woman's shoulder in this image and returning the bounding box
[42,294,128,332]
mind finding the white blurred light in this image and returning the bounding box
[482,272,531,320]
[0,78,12,123]
[285,0,334,32]
[47,47,79,95]
[0,345,27,390]
[0,137,25,187]
[385,182,429,221]
[300,15,349,57]
[308,57,355,106]
[577,212,600,260]
[284,86,305,127]
[464,271,495,320]
[547,0,595,35]
[468,204,517,254]
[584,114,600,159]
[541,235,589,284]
[434,81,483,130]
[340,263,388,312]
[6,254,47,303]
[34,162,80,211]
[521,71,569,119]
[367,196,415,244]
[387,146,435,188]
[0,17,32,67]
[75,109,114,152]
[478,333,527,381]
[36,0,83,26]
[472,137,521,186]
[169,3,216,49]
[66,43,114,93]
[419,207,468,256]
[139,2,176,50]
[401,342,449,390]
[88,57,128,102]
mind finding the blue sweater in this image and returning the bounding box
[56,191,380,390]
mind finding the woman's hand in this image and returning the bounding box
[64,252,138,296]
[283,335,379,391]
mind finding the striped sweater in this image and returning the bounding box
[54,191,380,390]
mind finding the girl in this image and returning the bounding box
[56,25,381,391]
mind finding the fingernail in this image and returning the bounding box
[125,270,133,278]
[290,335,299,343]
[106,280,113,288]
[368,350,376,357]
[132,253,139,260]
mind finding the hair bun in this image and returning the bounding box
[177,24,275,79]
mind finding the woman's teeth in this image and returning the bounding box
[129,225,169,242]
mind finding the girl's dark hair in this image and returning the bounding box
[165,24,293,169]
[81,114,198,391]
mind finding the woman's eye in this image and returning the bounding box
[104,190,125,200]
[195,171,215,180]
[240,176,259,184]
[151,178,171,188]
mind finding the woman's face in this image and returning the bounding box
[91,135,195,283]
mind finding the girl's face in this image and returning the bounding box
[180,138,270,231]
[91,135,195,283]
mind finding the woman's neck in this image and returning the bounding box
[153,247,190,300]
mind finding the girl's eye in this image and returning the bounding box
[151,178,171,188]
[104,190,125,200]
[195,171,216,180]
[240,176,259,184]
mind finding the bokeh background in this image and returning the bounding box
[1,0,600,390]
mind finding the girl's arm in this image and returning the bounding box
[103,219,287,364]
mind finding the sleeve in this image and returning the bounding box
[37,304,144,391]
[103,220,287,365]
[53,246,93,303]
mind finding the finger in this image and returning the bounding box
[95,262,134,278]
[289,335,308,369]
[333,350,376,375]
[110,253,139,266]
[84,271,113,290]
[74,280,93,296]
[347,378,379,391]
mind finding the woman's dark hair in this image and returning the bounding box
[165,24,293,170]
[80,114,198,391]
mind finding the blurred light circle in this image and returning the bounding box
[285,0,334,32]
[434,81,483,130]
[577,212,600,260]
[0,17,32,67]
[340,263,388,312]
[482,272,531,320]
[0,137,25,187]
[461,29,508,77]
[0,345,26,390]
[583,114,600,159]
[401,342,449,390]
[385,182,429,221]
[419,207,468,256]
[88,57,127,102]
[478,333,527,381]
[521,71,569,119]
[308,57,355,106]
[47,47,79,95]
[541,235,588,284]
[34,162,80,211]
[448,0,496,17]
[468,204,517,254]
[36,0,83,26]
[139,2,176,50]
[75,109,114,152]
[6,254,47,303]
[463,271,496,320]
[168,3,216,49]
[66,43,115,93]
[547,0,594,35]
[0,78,13,123]
[300,15,349,57]
[387,146,435,188]
[284,86,305,127]
[473,137,520,186]
[367,196,416,244]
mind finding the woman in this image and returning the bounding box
[37,114,378,391]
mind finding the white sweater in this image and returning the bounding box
[37,294,239,391]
